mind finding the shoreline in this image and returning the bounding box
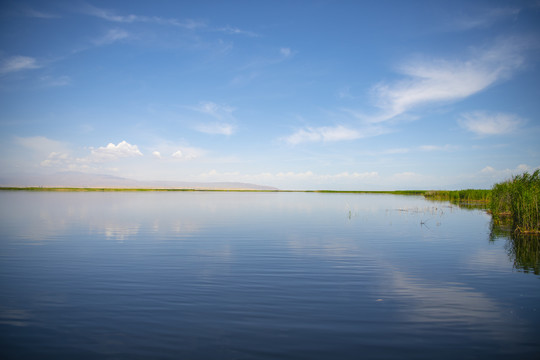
[0,187,427,194]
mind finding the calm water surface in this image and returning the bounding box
[1,191,539,359]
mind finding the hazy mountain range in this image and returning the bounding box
[0,172,278,191]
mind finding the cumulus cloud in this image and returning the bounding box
[371,39,525,121]
[152,151,162,159]
[0,56,40,74]
[89,141,143,161]
[458,111,523,136]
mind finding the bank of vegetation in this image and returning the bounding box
[489,170,540,234]
[424,170,539,234]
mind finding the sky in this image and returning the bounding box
[1,0,539,190]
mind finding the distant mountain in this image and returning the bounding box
[0,172,278,191]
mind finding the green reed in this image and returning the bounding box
[423,189,491,203]
[490,170,540,233]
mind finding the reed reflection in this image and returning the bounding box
[490,221,540,275]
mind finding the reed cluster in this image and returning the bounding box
[490,170,540,234]
[424,189,491,203]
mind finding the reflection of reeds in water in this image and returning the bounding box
[490,221,540,275]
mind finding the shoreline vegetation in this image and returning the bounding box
[1,170,538,233]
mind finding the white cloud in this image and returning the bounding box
[89,141,143,161]
[0,56,40,74]
[477,164,537,185]
[284,38,527,145]
[40,152,70,167]
[284,125,386,145]
[171,147,204,160]
[419,144,459,152]
[190,101,237,135]
[93,28,129,45]
[81,4,204,29]
[152,151,162,159]
[280,47,292,57]
[192,101,235,119]
[284,125,360,144]
[195,123,235,135]
[458,111,523,136]
[481,166,496,174]
[216,26,259,37]
[383,148,410,154]
[371,39,525,121]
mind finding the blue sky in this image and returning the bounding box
[1,0,539,190]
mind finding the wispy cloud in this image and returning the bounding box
[280,47,292,58]
[284,38,528,145]
[478,164,538,184]
[0,56,41,75]
[195,123,235,136]
[192,101,235,119]
[458,111,524,136]
[93,28,129,45]
[283,124,388,145]
[190,101,237,135]
[453,7,521,31]
[216,26,259,37]
[284,125,366,145]
[371,38,525,122]
[39,75,71,87]
[21,7,60,19]
[419,144,460,151]
[80,3,205,29]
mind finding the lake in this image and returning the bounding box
[1,191,539,359]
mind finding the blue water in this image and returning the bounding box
[1,191,539,359]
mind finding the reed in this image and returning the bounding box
[490,170,540,233]
[423,189,491,203]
